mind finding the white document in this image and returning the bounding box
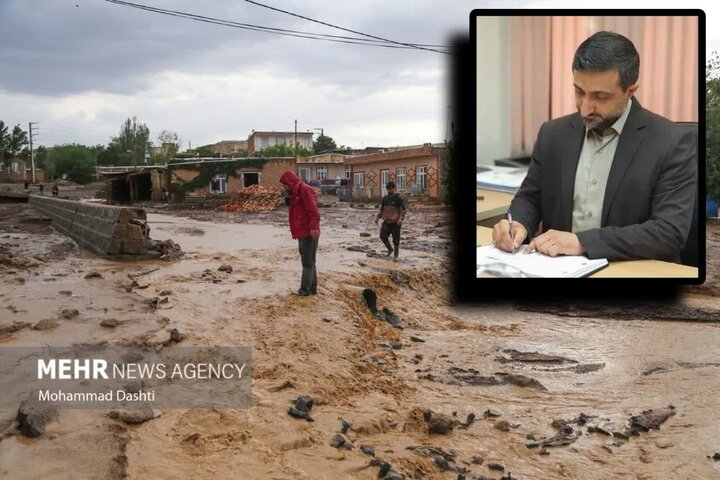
[476,245,608,278]
[475,166,528,193]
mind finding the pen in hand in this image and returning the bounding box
[507,207,516,254]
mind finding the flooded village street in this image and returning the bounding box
[1,197,719,480]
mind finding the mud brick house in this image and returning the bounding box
[167,157,295,200]
[212,140,248,156]
[296,153,347,183]
[0,158,45,183]
[344,143,445,199]
[247,131,313,156]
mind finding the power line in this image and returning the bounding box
[243,0,450,55]
[104,0,452,54]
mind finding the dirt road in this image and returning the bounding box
[1,200,719,479]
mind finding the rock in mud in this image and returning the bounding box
[627,406,676,434]
[712,452,720,461]
[460,413,476,429]
[410,336,426,343]
[218,264,233,273]
[100,319,120,328]
[390,341,402,350]
[426,412,458,435]
[61,308,79,319]
[488,463,505,471]
[385,471,405,480]
[494,420,512,432]
[496,349,576,364]
[340,418,352,434]
[17,401,58,437]
[288,395,314,422]
[360,232,371,237]
[159,290,172,296]
[362,288,379,315]
[526,427,581,449]
[495,373,547,391]
[435,455,450,470]
[84,271,103,279]
[500,474,518,480]
[471,456,484,465]
[381,307,404,329]
[587,425,612,436]
[169,328,184,343]
[32,319,59,330]
[330,433,351,449]
[58,290,72,296]
[484,409,502,418]
[360,444,375,456]
[109,406,159,424]
[376,461,392,477]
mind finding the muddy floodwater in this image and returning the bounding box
[1,201,719,479]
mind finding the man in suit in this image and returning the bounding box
[492,31,696,262]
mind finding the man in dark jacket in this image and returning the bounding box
[280,171,321,296]
[374,181,406,262]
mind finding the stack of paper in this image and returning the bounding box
[475,166,528,193]
[476,245,608,278]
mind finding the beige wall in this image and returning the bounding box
[350,155,442,198]
[170,159,296,196]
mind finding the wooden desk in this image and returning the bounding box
[477,188,514,224]
[476,226,698,278]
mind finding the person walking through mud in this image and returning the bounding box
[374,181,406,262]
[280,171,320,296]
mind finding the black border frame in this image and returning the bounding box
[455,9,706,302]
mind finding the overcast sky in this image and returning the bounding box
[0,0,717,150]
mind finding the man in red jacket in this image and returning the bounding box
[280,171,321,296]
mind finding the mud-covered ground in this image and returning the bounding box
[1,197,719,480]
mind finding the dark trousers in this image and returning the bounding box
[380,222,401,254]
[298,237,318,294]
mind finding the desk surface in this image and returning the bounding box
[476,226,698,278]
[477,188,514,221]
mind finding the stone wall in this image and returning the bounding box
[28,196,152,256]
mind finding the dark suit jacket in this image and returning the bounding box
[511,98,697,263]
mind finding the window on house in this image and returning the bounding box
[345,165,352,178]
[210,174,227,194]
[299,167,311,182]
[354,172,364,187]
[316,165,328,181]
[260,136,269,148]
[276,137,286,145]
[396,167,406,190]
[417,166,427,191]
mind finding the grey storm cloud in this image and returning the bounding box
[0,0,467,98]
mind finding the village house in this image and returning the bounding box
[166,157,295,200]
[295,153,348,183]
[247,131,313,156]
[212,140,248,156]
[344,143,446,199]
[0,158,45,183]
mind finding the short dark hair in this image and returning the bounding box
[572,31,640,90]
[386,181,396,189]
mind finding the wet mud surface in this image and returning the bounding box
[0,201,719,479]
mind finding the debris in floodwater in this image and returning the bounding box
[330,433,351,449]
[218,264,233,273]
[484,409,502,418]
[340,418,352,434]
[496,349,577,364]
[627,406,676,434]
[425,411,458,435]
[409,336,425,343]
[495,373,547,391]
[288,395,314,422]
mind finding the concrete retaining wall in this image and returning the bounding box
[28,196,152,256]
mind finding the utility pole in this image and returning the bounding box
[294,119,298,157]
[29,122,38,183]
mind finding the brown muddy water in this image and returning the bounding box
[0,203,719,479]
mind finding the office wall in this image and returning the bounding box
[476,17,511,166]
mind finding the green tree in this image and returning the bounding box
[0,122,29,168]
[313,134,338,154]
[109,116,150,166]
[153,130,182,163]
[49,144,97,184]
[34,146,54,178]
[255,143,312,158]
[708,51,720,201]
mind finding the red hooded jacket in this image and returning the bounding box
[280,171,320,239]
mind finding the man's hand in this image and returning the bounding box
[491,219,527,252]
[526,229,584,256]
[397,218,404,226]
[310,229,320,240]
[374,217,379,225]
